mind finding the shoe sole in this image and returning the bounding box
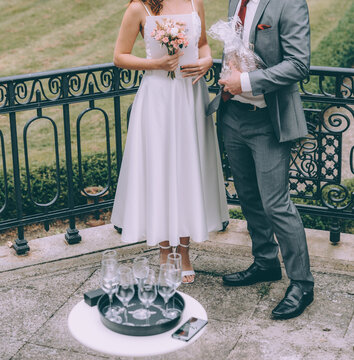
[271,296,314,320]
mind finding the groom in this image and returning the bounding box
[209,0,314,319]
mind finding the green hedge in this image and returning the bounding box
[1,152,353,234]
[302,3,354,105]
[229,177,354,234]
[311,2,354,68]
[0,152,118,221]
[229,208,353,234]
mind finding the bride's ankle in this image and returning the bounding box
[178,237,190,250]
[177,241,190,255]
[177,244,193,269]
[159,242,172,264]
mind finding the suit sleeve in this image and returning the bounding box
[249,0,311,96]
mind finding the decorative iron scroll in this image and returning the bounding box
[300,67,354,100]
[119,68,144,91]
[67,69,114,97]
[0,83,8,109]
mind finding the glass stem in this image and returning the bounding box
[108,292,113,316]
[172,289,176,309]
[124,307,128,323]
[146,305,149,326]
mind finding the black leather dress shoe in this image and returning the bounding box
[222,263,282,286]
[271,283,314,320]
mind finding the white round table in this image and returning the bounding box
[68,291,208,358]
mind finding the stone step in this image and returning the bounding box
[1,219,353,274]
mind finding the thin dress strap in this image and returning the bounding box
[191,0,196,12]
[140,1,152,16]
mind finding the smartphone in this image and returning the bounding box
[172,317,208,342]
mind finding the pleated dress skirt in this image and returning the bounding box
[111,71,229,246]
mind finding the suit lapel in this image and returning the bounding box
[249,0,271,44]
[228,0,240,18]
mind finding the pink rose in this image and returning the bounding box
[162,37,169,43]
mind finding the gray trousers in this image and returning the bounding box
[221,101,314,288]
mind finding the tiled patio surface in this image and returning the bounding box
[1,220,353,360]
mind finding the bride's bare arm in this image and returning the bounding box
[181,0,213,84]
[113,1,182,71]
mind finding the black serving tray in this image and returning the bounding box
[97,289,185,336]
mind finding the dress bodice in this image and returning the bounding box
[144,12,201,79]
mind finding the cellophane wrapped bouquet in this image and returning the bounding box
[208,16,265,80]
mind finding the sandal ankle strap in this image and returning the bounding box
[159,243,172,250]
[178,243,190,248]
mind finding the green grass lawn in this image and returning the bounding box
[0,0,352,168]
[0,0,351,77]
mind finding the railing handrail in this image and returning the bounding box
[0,63,114,83]
[1,62,353,83]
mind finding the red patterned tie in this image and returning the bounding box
[222,0,250,102]
[237,0,250,26]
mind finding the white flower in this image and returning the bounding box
[170,27,179,37]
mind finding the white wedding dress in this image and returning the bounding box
[111,0,229,246]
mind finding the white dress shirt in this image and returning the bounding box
[232,0,267,108]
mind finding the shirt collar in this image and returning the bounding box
[250,0,260,4]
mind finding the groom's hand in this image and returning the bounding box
[219,68,242,95]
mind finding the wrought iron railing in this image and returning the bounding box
[0,61,353,254]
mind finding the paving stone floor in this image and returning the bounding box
[0,221,353,360]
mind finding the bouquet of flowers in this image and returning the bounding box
[151,18,189,79]
[207,16,265,81]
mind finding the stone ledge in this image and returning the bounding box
[1,219,353,274]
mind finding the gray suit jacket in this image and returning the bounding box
[209,0,310,142]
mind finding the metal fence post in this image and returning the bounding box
[62,75,81,244]
[8,82,30,254]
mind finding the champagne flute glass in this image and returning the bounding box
[116,266,135,326]
[157,264,176,322]
[137,269,157,325]
[133,256,149,285]
[132,257,150,320]
[102,249,117,261]
[102,249,121,314]
[166,253,182,318]
[100,258,120,322]
[167,253,182,289]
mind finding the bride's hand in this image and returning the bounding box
[180,56,213,85]
[158,52,184,72]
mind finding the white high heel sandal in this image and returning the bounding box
[178,243,195,284]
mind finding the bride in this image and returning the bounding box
[111,0,229,284]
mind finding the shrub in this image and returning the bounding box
[0,152,118,221]
[229,177,354,234]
